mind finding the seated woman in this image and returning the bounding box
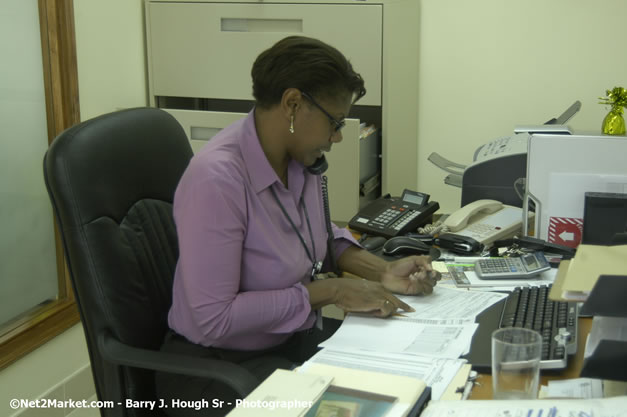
[156,35,440,416]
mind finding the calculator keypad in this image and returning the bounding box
[478,258,521,273]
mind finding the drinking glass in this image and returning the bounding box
[491,327,542,399]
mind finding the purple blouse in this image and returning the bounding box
[168,110,357,350]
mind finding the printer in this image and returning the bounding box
[429,101,581,208]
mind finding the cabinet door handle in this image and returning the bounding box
[221,18,303,33]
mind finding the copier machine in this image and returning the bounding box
[429,101,581,208]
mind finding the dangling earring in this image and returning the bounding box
[289,115,295,134]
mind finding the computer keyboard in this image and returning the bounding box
[499,285,578,369]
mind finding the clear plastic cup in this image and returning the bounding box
[491,327,542,399]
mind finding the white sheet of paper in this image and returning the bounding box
[421,396,627,417]
[319,315,478,358]
[545,378,604,398]
[395,286,507,324]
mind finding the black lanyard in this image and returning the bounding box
[270,186,322,278]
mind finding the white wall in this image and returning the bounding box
[0,325,92,417]
[417,0,627,212]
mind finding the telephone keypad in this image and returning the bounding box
[373,208,402,225]
[392,210,419,231]
[372,206,421,232]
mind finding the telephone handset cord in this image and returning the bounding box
[322,175,340,276]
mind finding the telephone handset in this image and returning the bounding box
[444,199,504,232]
[442,199,531,246]
[307,155,328,175]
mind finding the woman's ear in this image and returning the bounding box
[280,88,302,117]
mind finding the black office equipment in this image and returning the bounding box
[44,108,259,417]
[491,236,576,260]
[362,236,387,252]
[579,275,627,382]
[382,236,431,256]
[434,233,484,255]
[464,285,578,373]
[582,191,627,245]
[348,190,439,239]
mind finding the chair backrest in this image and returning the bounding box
[44,108,193,416]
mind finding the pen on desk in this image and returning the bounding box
[461,370,478,400]
[461,380,473,400]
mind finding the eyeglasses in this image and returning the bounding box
[301,92,346,133]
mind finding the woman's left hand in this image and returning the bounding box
[380,255,441,295]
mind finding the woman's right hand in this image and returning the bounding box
[332,278,413,318]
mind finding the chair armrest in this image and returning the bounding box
[98,331,258,397]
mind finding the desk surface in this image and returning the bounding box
[469,316,592,400]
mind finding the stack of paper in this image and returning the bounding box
[318,287,505,357]
[549,244,627,301]
[303,287,507,400]
[301,348,466,401]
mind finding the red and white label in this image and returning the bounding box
[548,217,583,248]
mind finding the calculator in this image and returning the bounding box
[474,252,551,279]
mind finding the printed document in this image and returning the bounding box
[395,286,507,324]
[421,396,627,417]
[319,315,478,358]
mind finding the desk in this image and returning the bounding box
[469,317,592,399]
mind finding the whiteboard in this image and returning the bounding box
[524,133,627,247]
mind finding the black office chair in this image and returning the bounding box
[43,108,258,417]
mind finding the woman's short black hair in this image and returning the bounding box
[251,36,366,108]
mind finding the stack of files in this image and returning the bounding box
[301,348,467,401]
[549,244,627,301]
[305,287,507,400]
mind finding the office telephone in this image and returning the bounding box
[442,199,531,246]
[307,155,329,175]
[348,190,440,239]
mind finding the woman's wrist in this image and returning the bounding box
[305,278,342,310]
[337,245,390,282]
[379,261,392,283]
